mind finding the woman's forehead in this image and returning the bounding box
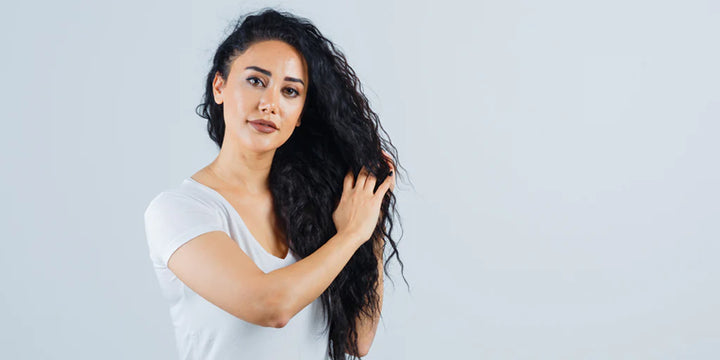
[232,40,308,81]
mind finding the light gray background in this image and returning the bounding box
[1,0,718,359]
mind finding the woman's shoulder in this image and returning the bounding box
[145,176,221,216]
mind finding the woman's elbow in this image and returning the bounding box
[262,288,292,328]
[230,283,290,328]
[358,343,371,357]
[346,347,370,358]
[266,303,290,328]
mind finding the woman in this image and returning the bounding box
[143,8,406,360]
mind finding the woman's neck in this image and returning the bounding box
[208,142,274,196]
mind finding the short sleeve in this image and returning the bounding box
[143,191,225,267]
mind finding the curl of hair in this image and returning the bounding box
[194,8,409,359]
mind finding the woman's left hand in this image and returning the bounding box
[381,150,396,193]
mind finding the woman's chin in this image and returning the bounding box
[238,137,281,154]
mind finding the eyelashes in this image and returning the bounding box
[247,76,264,87]
[247,76,261,86]
[247,76,300,97]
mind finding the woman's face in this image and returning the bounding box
[212,40,308,154]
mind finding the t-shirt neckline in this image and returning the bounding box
[184,177,292,262]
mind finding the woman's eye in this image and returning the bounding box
[247,77,264,86]
[284,88,299,97]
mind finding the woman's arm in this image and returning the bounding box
[265,230,364,326]
[351,154,393,356]
[167,167,391,329]
[168,228,363,328]
[351,239,384,357]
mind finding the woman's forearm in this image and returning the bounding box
[265,231,363,325]
[352,241,384,356]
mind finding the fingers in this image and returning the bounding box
[387,162,395,193]
[345,166,372,192]
[387,169,395,193]
[364,168,377,192]
[346,165,393,195]
[382,149,392,164]
[355,166,369,191]
[381,150,396,192]
[343,169,354,192]
[373,172,394,202]
[356,166,381,193]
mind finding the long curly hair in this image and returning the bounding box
[194,8,408,359]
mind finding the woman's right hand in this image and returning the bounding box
[332,166,394,246]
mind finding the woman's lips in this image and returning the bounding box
[248,120,278,133]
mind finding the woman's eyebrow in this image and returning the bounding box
[245,66,305,86]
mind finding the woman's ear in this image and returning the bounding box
[212,71,225,105]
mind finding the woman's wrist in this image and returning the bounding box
[336,229,367,248]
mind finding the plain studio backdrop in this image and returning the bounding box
[1,0,718,359]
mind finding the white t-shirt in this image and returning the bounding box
[144,177,330,360]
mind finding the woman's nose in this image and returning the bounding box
[259,101,277,114]
[259,88,279,115]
